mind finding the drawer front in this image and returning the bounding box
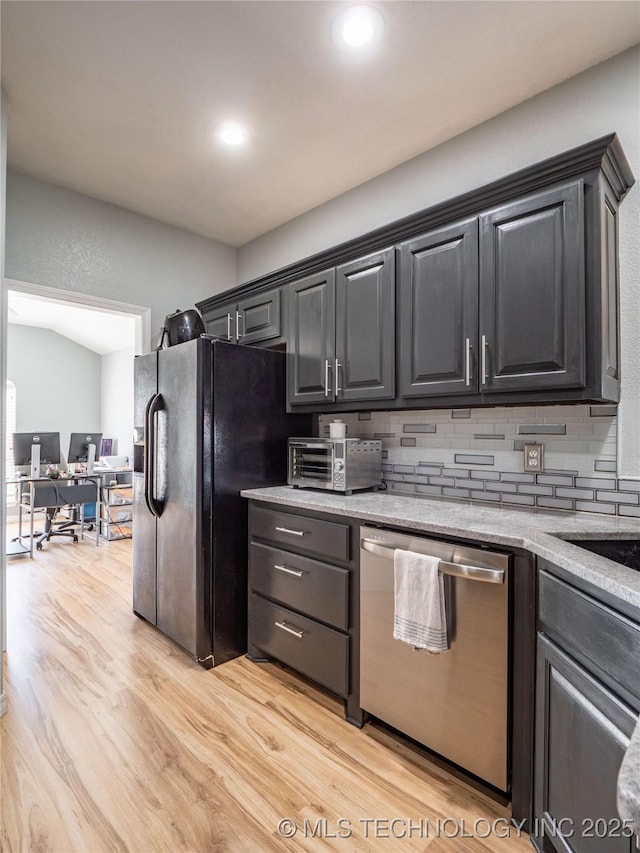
[251,506,350,563]
[249,593,349,697]
[539,571,640,706]
[249,542,349,630]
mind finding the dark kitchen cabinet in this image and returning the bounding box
[288,249,395,407]
[400,218,478,397]
[203,289,281,346]
[534,567,639,853]
[479,181,585,394]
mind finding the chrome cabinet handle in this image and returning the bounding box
[236,310,244,339]
[481,335,488,385]
[226,313,232,341]
[274,563,303,578]
[324,359,331,398]
[275,621,304,639]
[335,358,342,396]
[464,338,472,386]
[275,526,305,537]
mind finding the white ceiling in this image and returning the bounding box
[2,1,639,247]
[7,291,136,355]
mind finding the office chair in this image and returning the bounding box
[34,481,82,550]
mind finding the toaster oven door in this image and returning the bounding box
[289,442,335,488]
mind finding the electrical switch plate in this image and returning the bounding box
[524,443,544,473]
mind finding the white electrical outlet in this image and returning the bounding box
[524,442,544,473]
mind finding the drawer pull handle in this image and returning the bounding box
[275,621,304,639]
[274,564,303,578]
[275,526,305,537]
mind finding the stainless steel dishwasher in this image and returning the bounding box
[359,525,510,791]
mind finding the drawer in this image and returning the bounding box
[249,593,349,697]
[250,505,350,563]
[249,542,349,630]
[539,571,640,706]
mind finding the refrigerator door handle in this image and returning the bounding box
[144,393,165,518]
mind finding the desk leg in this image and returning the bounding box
[29,482,34,557]
[95,481,100,547]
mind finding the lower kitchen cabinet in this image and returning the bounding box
[246,502,363,725]
[534,566,640,853]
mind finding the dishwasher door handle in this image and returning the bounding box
[360,538,505,584]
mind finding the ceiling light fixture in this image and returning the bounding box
[217,122,248,146]
[334,5,384,48]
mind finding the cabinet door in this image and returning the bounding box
[535,635,636,853]
[480,181,585,393]
[287,270,336,406]
[204,303,235,341]
[399,218,478,398]
[237,289,281,345]
[335,248,395,402]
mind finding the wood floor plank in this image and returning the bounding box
[1,528,531,851]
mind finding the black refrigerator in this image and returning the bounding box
[132,337,310,668]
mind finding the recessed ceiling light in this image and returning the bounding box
[333,5,384,48]
[217,122,248,146]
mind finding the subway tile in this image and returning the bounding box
[513,440,527,451]
[555,488,595,500]
[471,490,500,502]
[393,465,416,474]
[452,409,471,418]
[403,474,430,484]
[382,450,389,459]
[543,469,579,476]
[382,463,394,473]
[374,432,397,439]
[357,412,372,421]
[501,494,536,507]
[619,506,640,517]
[618,479,640,492]
[403,423,437,433]
[418,461,444,469]
[442,487,470,499]
[455,478,478,489]
[441,468,469,478]
[536,474,574,486]
[537,497,574,510]
[595,491,640,505]
[486,481,516,493]
[594,460,617,473]
[575,500,617,515]
[518,424,567,435]
[589,405,617,417]
[575,477,617,490]
[518,485,554,496]
[454,454,495,465]
[392,481,415,493]
[429,476,456,487]
[474,433,506,440]
[401,438,417,447]
[501,472,536,483]
[415,484,442,496]
[470,469,501,481]
[382,472,405,482]
[416,465,444,476]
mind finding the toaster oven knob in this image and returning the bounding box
[334,461,344,472]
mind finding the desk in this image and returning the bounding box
[7,474,101,557]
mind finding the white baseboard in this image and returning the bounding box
[0,690,7,716]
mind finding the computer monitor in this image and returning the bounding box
[68,433,102,463]
[12,432,61,466]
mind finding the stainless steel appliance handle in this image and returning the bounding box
[144,393,165,518]
[481,335,488,385]
[235,310,244,339]
[335,358,342,396]
[274,563,304,578]
[360,538,504,583]
[324,359,331,398]
[465,338,472,386]
[275,621,304,639]
[275,526,305,537]
[226,313,232,341]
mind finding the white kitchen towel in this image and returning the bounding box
[393,548,449,653]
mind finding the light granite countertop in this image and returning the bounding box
[242,485,640,835]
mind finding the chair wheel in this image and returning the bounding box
[73,535,79,543]
[36,543,43,550]
[87,524,94,532]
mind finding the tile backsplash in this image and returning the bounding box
[319,405,640,517]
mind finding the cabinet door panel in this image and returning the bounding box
[336,249,395,402]
[535,636,635,853]
[238,289,281,345]
[204,304,235,341]
[400,219,478,398]
[480,181,585,392]
[288,270,335,406]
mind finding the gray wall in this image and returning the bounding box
[101,346,135,465]
[7,325,102,467]
[237,47,640,478]
[5,171,237,335]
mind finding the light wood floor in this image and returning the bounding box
[1,527,532,852]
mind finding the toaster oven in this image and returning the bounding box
[288,438,382,494]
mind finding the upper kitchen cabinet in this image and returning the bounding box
[200,289,281,346]
[288,249,395,407]
[479,181,585,394]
